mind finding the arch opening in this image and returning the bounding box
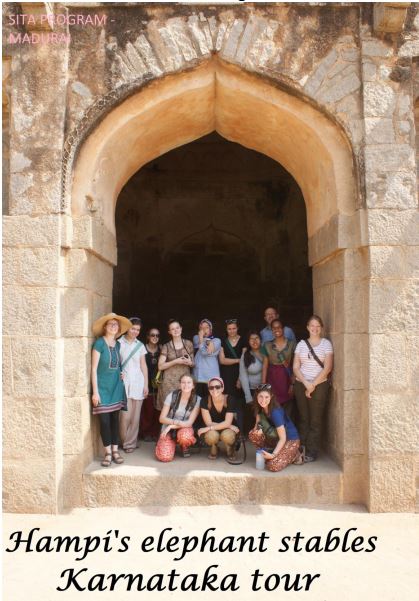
[71,58,357,239]
[69,58,361,498]
[113,132,312,336]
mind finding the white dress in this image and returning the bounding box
[119,337,147,400]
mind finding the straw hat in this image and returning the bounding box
[92,312,132,337]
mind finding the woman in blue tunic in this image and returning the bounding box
[91,312,132,466]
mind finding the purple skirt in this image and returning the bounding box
[267,364,291,404]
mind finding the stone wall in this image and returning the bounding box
[2,2,418,513]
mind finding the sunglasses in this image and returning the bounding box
[208,384,222,390]
[150,333,160,337]
[256,383,272,391]
[225,319,238,324]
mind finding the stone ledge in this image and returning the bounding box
[83,445,343,507]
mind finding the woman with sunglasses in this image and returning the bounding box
[261,319,296,415]
[239,331,264,433]
[248,384,301,471]
[139,328,162,441]
[198,377,240,462]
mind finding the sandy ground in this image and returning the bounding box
[3,505,419,600]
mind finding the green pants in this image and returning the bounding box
[294,380,329,456]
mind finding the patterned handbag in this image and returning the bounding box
[155,434,176,462]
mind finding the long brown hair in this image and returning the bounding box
[251,387,278,417]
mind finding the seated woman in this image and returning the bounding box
[248,384,301,472]
[239,331,264,434]
[261,319,296,415]
[156,374,201,462]
[198,377,240,463]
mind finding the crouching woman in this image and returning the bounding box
[155,374,201,462]
[248,384,301,472]
[198,377,240,462]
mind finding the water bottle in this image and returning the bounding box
[256,449,265,470]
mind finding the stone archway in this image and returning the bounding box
[66,57,367,509]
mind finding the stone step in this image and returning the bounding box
[83,442,343,507]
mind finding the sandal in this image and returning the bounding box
[293,452,304,465]
[208,450,218,460]
[182,448,191,458]
[101,453,112,467]
[112,451,124,465]
[124,448,135,454]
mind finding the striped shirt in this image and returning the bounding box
[295,338,333,383]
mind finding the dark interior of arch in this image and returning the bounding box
[113,132,312,341]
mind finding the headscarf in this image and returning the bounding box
[199,318,214,339]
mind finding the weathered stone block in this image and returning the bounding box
[3,459,57,513]
[362,60,376,81]
[62,455,85,508]
[64,248,90,289]
[366,170,417,209]
[362,39,392,58]
[369,456,415,512]
[344,280,367,334]
[312,251,344,288]
[343,334,368,390]
[3,397,57,458]
[369,333,406,392]
[369,246,406,278]
[370,392,418,454]
[343,390,367,455]
[92,294,112,324]
[364,144,415,173]
[20,247,60,286]
[63,396,92,455]
[370,280,417,332]
[11,337,57,398]
[2,247,20,285]
[61,287,91,337]
[318,71,361,104]
[363,82,396,117]
[3,215,61,248]
[2,337,12,397]
[367,209,419,245]
[63,337,90,398]
[3,285,58,336]
[342,455,367,504]
[90,254,113,297]
[365,117,395,143]
[406,334,419,388]
[344,247,369,280]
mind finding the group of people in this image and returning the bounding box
[91,307,333,471]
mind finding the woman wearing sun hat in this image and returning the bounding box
[91,312,132,467]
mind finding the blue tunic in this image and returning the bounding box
[92,337,125,414]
